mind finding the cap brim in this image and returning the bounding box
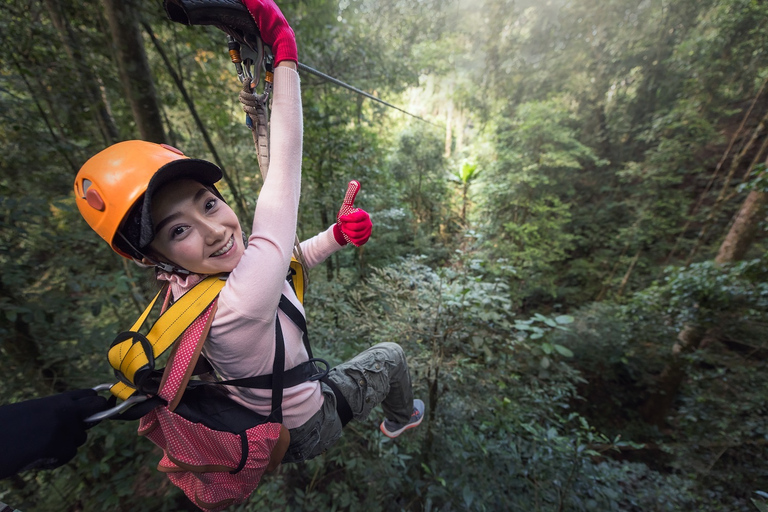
[137,159,223,248]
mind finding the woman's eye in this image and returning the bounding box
[205,199,217,212]
[172,226,188,238]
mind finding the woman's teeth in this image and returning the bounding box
[211,236,234,257]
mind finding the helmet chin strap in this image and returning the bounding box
[152,259,191,276]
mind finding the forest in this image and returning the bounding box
[1,0,767,510]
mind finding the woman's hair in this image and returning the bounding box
[114,200,145,260]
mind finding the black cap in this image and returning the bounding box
[116,159,223,259]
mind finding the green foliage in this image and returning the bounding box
[2,0,768,509]
[549,257,768,511]
[739,164,768,193]
[629,258,768,329]
[456,161,479,185]
[481,96,606,300]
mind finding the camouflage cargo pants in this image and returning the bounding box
[282,342,414,463]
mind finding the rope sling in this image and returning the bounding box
[229,35,310,292]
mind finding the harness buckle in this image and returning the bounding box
[307,358,331,381]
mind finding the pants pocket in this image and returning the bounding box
[283,423,320,464]
[345,352,391,419]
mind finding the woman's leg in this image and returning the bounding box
[282,387,341,463]
[326,342,414,425]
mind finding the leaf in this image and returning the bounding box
[542,342,554,355]
[553,344,574,357]
[540,356,551,369]
[463,485,475,507]
[555,315,574,324]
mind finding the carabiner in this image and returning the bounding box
[85,383,149,423]
[228,34,264,87]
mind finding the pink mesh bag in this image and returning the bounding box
[136,302,290,512]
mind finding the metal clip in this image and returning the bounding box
[239,40,264,87]
[85,383,149,423]
[228,34,264,87]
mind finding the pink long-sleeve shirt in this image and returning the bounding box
[165,67,342,429]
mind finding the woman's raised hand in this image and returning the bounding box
[241,0,297,65]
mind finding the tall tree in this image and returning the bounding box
[101,0,166,143]
[716,165,768,263]
[43,0,121,145]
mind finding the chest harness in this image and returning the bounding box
[92,264,353,429]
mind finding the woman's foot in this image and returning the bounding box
[379,399,425,438]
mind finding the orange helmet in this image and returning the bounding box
[74,140,222,260]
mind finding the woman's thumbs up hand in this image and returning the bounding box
[333,180,372,247]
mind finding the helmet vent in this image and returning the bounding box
[160,144,184,156]
[80,179,94,197]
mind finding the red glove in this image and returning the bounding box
[333,180,372,247]
[241,0,298,64]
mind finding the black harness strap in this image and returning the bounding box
[219,358,328,389]
[277,294,353,426]
[278,294,312,358]
[269,315,285,423]
[220,292,354,427]
[320,376,353,427]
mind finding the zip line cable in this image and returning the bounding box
[297,62,441,128]
[224,33,438,127]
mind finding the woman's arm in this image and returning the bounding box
[219,2,303,320]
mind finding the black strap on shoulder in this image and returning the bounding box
[278,294,313,358]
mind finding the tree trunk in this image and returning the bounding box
[142,21,249,220]
[44,0,121,145]
[615,248,641,298]
[444,102,453,158]
[101,0,166,143]
[685,108,768,264]
[640,325,707,427]
[664,78,767,264]
[642,161,767,426]
[715,189,768,263]
[455,108,465,154]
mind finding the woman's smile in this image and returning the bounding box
[211,235,235,257]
